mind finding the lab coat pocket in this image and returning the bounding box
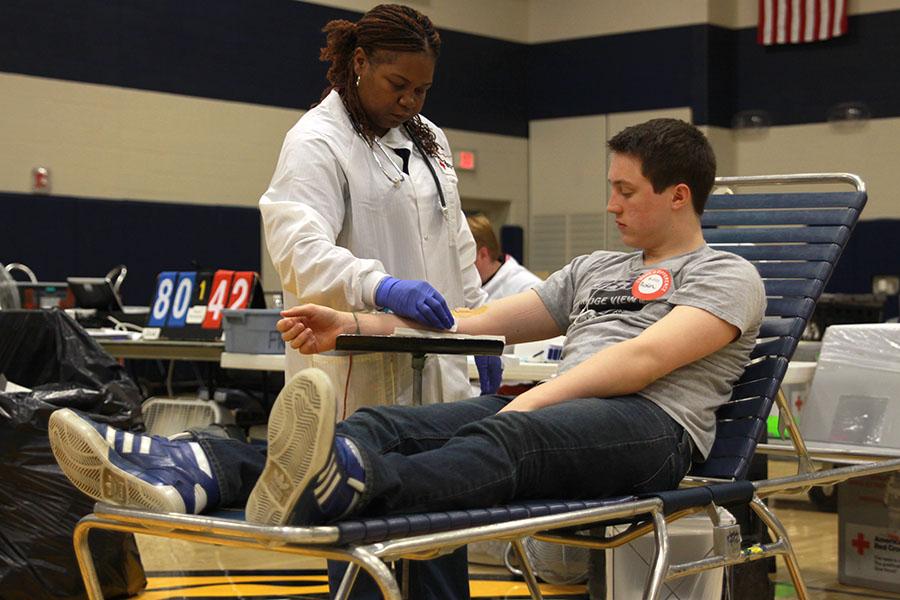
[440,171,461,229]
[347,140,408,211]
[351,171,409,216]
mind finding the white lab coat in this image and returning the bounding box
[483,256,542,300]
[260,90,487,415]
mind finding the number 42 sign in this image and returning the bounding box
[147,269,263,339]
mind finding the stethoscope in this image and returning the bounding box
[355,120,447,212]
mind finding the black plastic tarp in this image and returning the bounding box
[0,309,146,599]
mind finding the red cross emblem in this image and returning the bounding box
[851,532,870,556]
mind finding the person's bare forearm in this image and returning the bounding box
[351,290,559,345]
[354,311,422,335]
[454,290,560,343]
[505,338,658,411]
[500,304,741,413]
[280,299,553,355]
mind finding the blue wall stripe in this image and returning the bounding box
[3,191,886,305]
[1,192,261,305]
[728,11,900,127]
[1,1,899,135]
[0,0,529,137]
[431,29,528,137]
[705,25,739,129]
[527,25,702,122]
[0,0,354,113]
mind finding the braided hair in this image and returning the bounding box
[319,4,442,157]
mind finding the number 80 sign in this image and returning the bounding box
[148,269,258,331]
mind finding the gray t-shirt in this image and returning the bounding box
[534,244,766,458]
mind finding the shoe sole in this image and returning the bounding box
[48,408,186,513]
[245,368,335,526]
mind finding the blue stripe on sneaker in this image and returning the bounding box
[314,436,365,520]
[72,411,220,514]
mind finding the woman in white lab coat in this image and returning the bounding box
[260,4,489,416]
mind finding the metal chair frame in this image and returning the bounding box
[71,173,900,600]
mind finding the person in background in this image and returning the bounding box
[259,3,501,420]
[467,213,542,298]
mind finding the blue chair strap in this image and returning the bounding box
[333,497,635,545]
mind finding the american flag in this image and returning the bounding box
[758,0,848,45]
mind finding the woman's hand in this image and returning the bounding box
[277,304,353,354]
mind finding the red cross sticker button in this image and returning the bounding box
[851,532,870,556]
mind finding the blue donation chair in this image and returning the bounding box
[70,174,900,600]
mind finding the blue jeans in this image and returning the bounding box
[198,394,692,598]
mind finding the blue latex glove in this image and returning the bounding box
[375,277,455,330]
[475,355,503,395]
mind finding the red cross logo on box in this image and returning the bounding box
[851,532,870,556]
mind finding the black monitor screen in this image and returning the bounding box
[66,277,124,312]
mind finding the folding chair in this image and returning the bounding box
[71,173,900,600]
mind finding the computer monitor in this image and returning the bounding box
[66,277,125,312]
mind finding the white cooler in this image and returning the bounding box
[606,513,723,599]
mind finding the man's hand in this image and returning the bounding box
[277,304,353,354]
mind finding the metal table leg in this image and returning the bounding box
[411,352,426,406]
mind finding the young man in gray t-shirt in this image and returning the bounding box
[49,119,765,598]
[265,118,766,517]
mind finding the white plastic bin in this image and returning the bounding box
[799,324,900,450]
[221,309,285,354]
[607,513,723,599]
[769,361,816,438]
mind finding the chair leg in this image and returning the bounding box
[750,496,810,600]
[333,562,362,600]
[510,538,545,600]
[642,510,670,600]
[336,549,403,600]
[775,388,815,477]
[73,517,106,600]
[401,558,410,599]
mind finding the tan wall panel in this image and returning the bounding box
[302,0,529,42]
[606,107,693,139]
[0,73,294,292]
[0,73,528,295]
[528,0,709,42]
[731,118,900,219]
[307,0,900,43]
[699,125,737,178]
[302,0,900,42]
[443,128,528,225]
[0,73,301,206]
[528,115,608,216]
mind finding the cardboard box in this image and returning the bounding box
[838,473,900,593]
